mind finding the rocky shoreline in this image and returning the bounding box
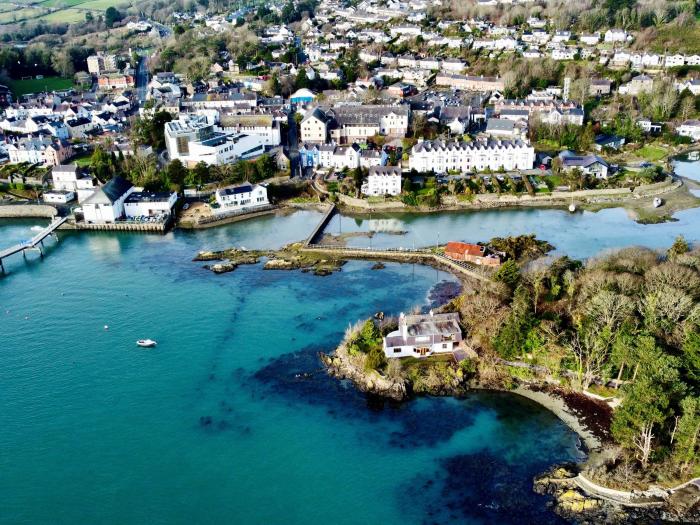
[319,343,700,523]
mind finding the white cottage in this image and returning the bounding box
[214,182,269,211]
[383,311,462,358]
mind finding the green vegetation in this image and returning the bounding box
[7,76,74,96]
[87,142,281,193]
[459,238,700,483]
[346,319,386,372]
[637,145,667,162]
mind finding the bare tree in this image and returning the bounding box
[633,421,654,469]
[569,328,610,391]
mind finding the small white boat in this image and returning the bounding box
[136,339,157,348]
[653,197,663,208]
[689,151,699,161]
[30,225,44,232]
[568,203,576,213]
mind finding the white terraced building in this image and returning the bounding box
[409,139,535,173]
[362,166,402,196]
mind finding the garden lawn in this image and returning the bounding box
[8,77,74,96]
[637,145,667,162]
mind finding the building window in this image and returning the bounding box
[393,348,401,353]
[442,343,448,349]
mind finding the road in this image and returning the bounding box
[136,55,149,105]
[286,106,300,177]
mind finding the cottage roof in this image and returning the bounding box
[445,241,485,257]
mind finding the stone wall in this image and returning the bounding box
[0,204,57,218]
[337,193,406,210]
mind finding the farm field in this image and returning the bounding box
[8,76,75,96]
[0,0,133,25]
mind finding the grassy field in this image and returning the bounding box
[8,76,75,96]
[38,8,87,22]
[637,145,668,162]
[0,0,133,25]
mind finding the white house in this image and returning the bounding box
[559,152,610,179]
[409,139,535,173]
[51,164,97,202]
[43,190,75,204]
[214,182,269,211]
[677,120,700,141]
[124,191,178,218]
[81,176,134,224]
[604,29,629,43]
[362,166,401,196]
[383,311,462,358]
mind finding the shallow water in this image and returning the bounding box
[329,206,700,259]
[3,194,699,524]
[0,214,584,525]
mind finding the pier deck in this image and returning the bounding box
[0,216,67,273]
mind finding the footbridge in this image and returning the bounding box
[0,216,68,273]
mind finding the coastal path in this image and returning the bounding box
[0,216,67,273]
[300,244,492,283]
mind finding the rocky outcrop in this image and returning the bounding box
[320,352,409,401]
[535,466,632,524]
[205,262,238,274]
[534,465,700,524]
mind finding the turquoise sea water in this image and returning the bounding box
[3,191,699,524]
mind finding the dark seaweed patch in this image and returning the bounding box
[249,346,477,450]
[407,451,568,525]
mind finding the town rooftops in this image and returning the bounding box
[413,138,530,152]
[560,154,608,168]
[52,164,79,174]
[125,191,174,204]
[384,311,462,348]
[368,166,401,177]
[486,119,516,132]
[84,176,133,205]
[217,182,254,196]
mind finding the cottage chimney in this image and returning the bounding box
[429,309,434,317]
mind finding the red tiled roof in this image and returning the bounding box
[445,241,484,257]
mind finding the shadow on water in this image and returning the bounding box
[246,346,578,525]
[410,451,569,525]
[247,345,477,450]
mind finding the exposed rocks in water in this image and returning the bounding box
[194,248,262,264]
[264,255,345,275]
[195,245,346,276]
[636,214,679,225]
[371,262,385,270]
[205,262,238,274]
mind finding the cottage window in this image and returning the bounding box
[393,348,401,353]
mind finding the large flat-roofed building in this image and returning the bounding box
[124,191,178,218]
[165,115,266,166]
[435,73,505,92]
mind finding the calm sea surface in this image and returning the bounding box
[2,163,699,525]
